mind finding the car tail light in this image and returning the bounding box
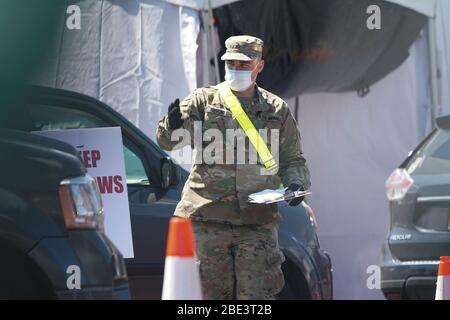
[384,291,402,300]
[385,168,414,201]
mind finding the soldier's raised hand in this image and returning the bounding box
[167,98,183,129]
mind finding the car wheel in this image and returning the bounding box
[276,258,311,300]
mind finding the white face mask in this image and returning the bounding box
[224,65,257,92]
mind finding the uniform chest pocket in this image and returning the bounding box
[204,106,234,131]
[263,116,281,151]
[265,116,282,129]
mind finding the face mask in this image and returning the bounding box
[224,65,257,92]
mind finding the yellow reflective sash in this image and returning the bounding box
[217,82,278,172]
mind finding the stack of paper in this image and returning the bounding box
[248,188,312,204]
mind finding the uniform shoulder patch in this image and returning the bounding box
[259,87,286,110]
[197,86,220,105]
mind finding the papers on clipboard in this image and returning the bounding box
[247,188,312,204]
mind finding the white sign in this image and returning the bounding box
[35,127,134,258]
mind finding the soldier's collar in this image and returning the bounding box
[252,84,269,112]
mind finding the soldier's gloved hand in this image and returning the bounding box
[286,183,304,206]
[167,99,183,129]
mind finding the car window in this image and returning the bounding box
[27,104,151,185]
[123,144,149,185]
[407,129,450,175]
[28,104,109,130]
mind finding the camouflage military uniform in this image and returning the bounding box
[156,35,310,300]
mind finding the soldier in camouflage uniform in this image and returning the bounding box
[157,35,311,300]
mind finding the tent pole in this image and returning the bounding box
[201,10,210,86]
[207,0,221,84]
[428,16,439,127]
[438,0,450,116]
[294,96,299,122]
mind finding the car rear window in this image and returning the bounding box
[406,129,450,175]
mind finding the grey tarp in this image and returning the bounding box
[213,0,427,98]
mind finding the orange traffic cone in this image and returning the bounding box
[435,256,450,300]
[162,217,203,300]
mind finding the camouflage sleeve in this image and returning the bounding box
[277,104,311,189]
[156,90,204,151]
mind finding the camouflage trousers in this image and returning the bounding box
[192,220,286,300]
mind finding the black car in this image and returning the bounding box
[13,85,332,300]
[0,129,129,299]
[381,115,450,300]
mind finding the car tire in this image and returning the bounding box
[276,258,311,300]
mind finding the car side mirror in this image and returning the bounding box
[160,157,180,188]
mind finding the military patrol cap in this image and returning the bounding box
[220,35,264,61]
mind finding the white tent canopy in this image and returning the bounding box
[164,0,437,16]
[163,0,239,10]
[385,0,436,17]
